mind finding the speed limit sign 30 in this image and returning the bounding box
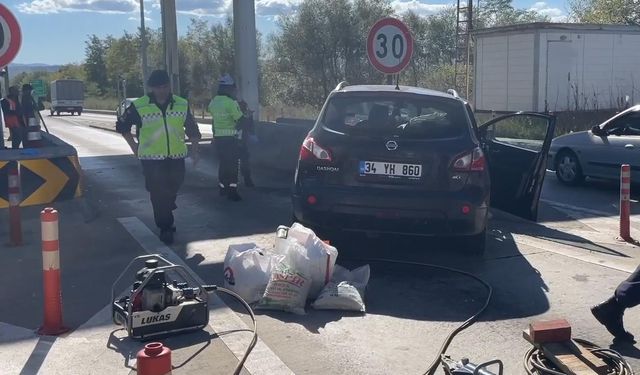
[367,18,413,75]
[0,3,22,68]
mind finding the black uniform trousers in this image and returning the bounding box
[239,138,251,181]
[141,158,185,231]
[216,136,240,188]
[616,265,640,308]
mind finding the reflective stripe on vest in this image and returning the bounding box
[134,95,188,160]
[2,98,19,128]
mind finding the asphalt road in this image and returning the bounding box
[2,113,640,374]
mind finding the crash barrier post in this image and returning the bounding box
[620,164,632,242]
[8,161,22,246]
[0,132,81,209]
[37,207,69,336]
[137,342,172,375]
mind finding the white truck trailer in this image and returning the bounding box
[50,79,84,116]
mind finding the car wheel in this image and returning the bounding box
[555,150,585,186]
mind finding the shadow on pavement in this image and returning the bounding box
[19,336,57,375]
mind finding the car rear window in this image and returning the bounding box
[320,93,468,139]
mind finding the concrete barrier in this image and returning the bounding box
[0,132,82,208]
[248,120,315,171]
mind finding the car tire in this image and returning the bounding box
[555,150,585,186]
[462,230,486,256]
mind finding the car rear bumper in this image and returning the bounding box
[293,185,488,236]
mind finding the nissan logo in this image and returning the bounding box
[386,140,398,151]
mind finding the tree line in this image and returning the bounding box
[11,0,634,116]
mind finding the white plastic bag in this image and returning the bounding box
[312,264,370,312]
[223,243,275,304]
[274,223,338,298]
[256,244,312,315]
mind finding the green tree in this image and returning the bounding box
[478,0,550,27]
[264,0,393,107]
[105,32,143,98]
[569,0,640,24]
[84,35,109,94]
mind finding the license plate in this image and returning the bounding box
[359,161,422,178]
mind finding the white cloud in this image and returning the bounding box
[18,0,138,14]
[529,2,567,22]
[256,0,301,16]
[391,0,449,16]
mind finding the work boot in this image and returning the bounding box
[227,187,242,202]
[591,297,636,343]
[244,176,255,188]
[159,229,174,245]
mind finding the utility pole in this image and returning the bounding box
[139,0,149,88]
[233,0,260,120]
[160,0,180,94]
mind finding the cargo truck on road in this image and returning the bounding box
[50,79,84,116]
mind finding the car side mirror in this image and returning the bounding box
[591,125,604,136]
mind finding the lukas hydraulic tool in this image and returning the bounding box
[112,255,210,340]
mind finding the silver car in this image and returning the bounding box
[549,105,640,185]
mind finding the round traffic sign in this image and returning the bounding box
[0,4,22,68]
[367,18,413,75]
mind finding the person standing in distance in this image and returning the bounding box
[591,267,640,343]
[1,86,25,149]
[116,70,201,244]
[208,74,247,201]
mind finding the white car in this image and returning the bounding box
[549,105,640,185]
[115,97,138,119]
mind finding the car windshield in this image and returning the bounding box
[320,94,468,139]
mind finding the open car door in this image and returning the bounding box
[478,113,556,221]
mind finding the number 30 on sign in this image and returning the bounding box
[367,18,414,75]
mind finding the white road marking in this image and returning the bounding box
[117,216,294,375]
[541,199,640,226]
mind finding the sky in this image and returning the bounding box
[3,0,569,65]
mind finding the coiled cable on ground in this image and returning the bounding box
[350,258,494,375]
[524,338,635,375]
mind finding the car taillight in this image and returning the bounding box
[453,147,485,172]
[300,137,332,162]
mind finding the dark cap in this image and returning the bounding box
[147,70,170,87]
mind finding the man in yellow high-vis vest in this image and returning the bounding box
[208,74,248,201]
[116,70,201,244]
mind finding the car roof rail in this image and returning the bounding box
[447,89,460,98]
[335,81,349,91]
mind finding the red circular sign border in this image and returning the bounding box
[367,17,414,75]
[0,4,22,68]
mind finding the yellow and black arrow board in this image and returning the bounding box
[0,156,82,208]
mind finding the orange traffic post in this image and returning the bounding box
[37,207,69,336]
[620,164,632,242]
[8,161,22,246]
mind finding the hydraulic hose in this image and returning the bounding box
[204,285,258,375]
[347,258,493,375]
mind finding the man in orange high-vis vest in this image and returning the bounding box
[1,86,25,149]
